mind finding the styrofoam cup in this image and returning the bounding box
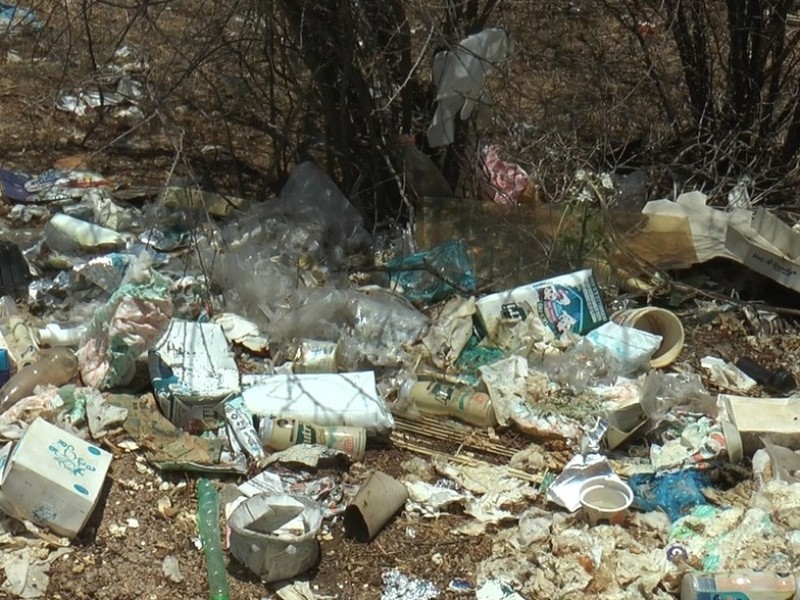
[579,476,633,526]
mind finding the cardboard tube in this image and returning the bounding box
[344,470,408,542]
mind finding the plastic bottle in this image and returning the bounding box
[34,323,87,348]
[196,479,230,600]
[735,356,797,394]
[0,303,38,368]
[258,416,366,460]
[399,377,498,427]
[0,347,78,414]
[45,213,129,253]
[681,571,800,600]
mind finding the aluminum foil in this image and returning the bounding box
[580,417,609,455]
[546,453,619,512]
[381,569,439,600]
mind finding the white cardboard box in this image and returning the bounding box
[475,269,608,337]
[151,319,241,429]
[718,393,800,455]
[726,208,800,293]
[0,417,112,538]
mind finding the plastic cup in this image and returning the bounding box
[344,470,408,542]
[611,307,684,368]
[579,476,634,526]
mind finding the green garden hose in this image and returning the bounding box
[196,479,230,600]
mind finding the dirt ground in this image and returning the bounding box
[1,2,799,600]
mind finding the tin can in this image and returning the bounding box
[259,416,366,460]
[399,379,497,427]
[293,339,340,373]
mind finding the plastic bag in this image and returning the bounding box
[628,469,709,521]
[76,253,173,389]
[386,239,476,303]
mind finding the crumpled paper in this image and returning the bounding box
[421,296,476,370]
[477,515,667,599]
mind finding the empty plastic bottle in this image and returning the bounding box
[681,571,800,600]
[0,347,78,413]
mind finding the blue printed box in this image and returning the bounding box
[0,417,112,538]
[476,268,609,337]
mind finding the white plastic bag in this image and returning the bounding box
[242,371,394,434]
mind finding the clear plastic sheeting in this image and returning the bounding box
[381,569,439,600]
[199,162,376,345]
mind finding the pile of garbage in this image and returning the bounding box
[0,157,799,600]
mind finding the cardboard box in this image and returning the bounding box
[150,319,241,430]
[726,208,800,293]
[0,417,112,537]
[475,268,608,337]
[593,381,647,449]
[717,393,800,455]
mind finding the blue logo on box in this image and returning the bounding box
[32,505,57,523]
[48,440,98,477]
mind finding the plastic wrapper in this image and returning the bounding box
[650,416,729,470]
[25,169,111,200]
[385,239,476,303]
[224,395,264,461]
[700,356,756,392]
[56,90,128,117]
[202,162,369,334]
[73,253,132,293]
[421,296,475,370]
[542,339,620,393]
[662,505,780,591]
[242,370,394,434]
[76,254,173,389]
[482,145,531,205]
[345,289,429,368]
[628,470,709,521]
[640,371,711,422]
